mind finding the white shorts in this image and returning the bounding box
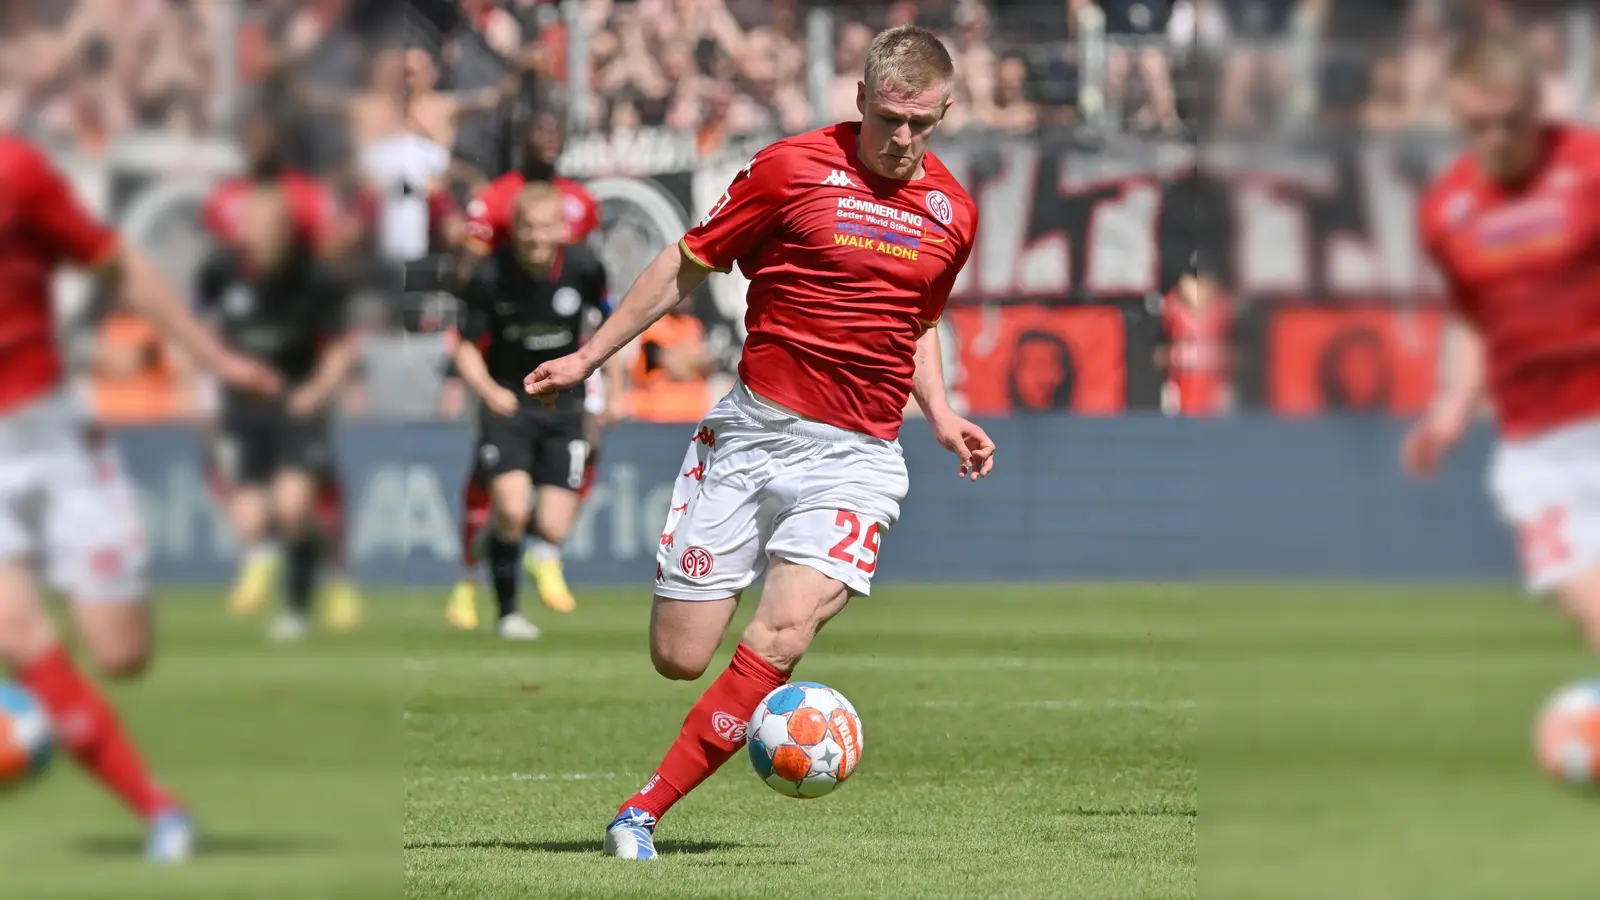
[1488,417,1600,593]
[0,393,148,604]
[584,371,605,416]
[654,381,910,600]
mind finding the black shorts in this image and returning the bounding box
[216,406,335,487]
[475,404,589,490]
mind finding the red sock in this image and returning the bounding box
[16,645,177,821]
[619,643,789,822]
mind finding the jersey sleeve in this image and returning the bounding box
[924,201,977,328]
[21,145,118,269]
[289,177,339,250]
[679,147,789,273]
[201,182,236,243]
[463,180,511,255]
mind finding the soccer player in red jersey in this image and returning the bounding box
[199,110,363,630]
[1405,33,1600,648]
[0,135,279,862]
[524,26,995,858]
[447,109,609,625]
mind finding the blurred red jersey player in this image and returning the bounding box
[197,110,362,628]
[1407,32,1600,649]
[0,135,278,862]
[1158,259,1232,417]
[523,25,995,858]
[462,109,601,255]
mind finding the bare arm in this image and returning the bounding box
[911,324,955,423]
[453,339,506,403]
[576,246,711,371]
[293,337,357,412]
[1430,314,1486,426]
[109,249,246,379]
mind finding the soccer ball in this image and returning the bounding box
[1534,679,1600,787]
[0,682,54,790]
[747,681,864,799]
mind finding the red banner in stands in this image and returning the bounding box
[948,306,1126,415]
[1269,308,1443,416]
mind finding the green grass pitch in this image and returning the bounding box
[1,583,1594,899]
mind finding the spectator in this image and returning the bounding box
[1097,0,1183,132]
[625,297,716,424]
[1524,20,1573,120]
[825,23,874,123]
[1216,0,1296,128]
[1359,51,1411,131]
[986,55,1040,133]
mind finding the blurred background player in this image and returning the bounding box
[449,184,620,639]
[446,109,612,625]
[195,177,357,642]
[0,134,279,862]
[199,109,363,629]
[1156,252,1232,417]
[1405,32,1600,650]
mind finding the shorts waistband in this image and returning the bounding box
[728,381,894,448]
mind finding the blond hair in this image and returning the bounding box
[863,25,955,97]
[1447,30,1538,94]
[516,181,563,216]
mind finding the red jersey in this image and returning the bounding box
[1162,282,1230,417]
[680,122,977,440]
[0,136,120,414]
[1420,124,1600,438]
[463,173,601,253]
[202,172,337,250]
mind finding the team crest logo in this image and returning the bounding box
[680,546,715,580]
[924,190,953,226]
[551,286,582,316]
[223,285,254,317]
[710,711,746,743]
[479,444,500,466]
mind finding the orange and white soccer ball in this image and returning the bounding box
[1535,680,1600,787]
[747,682,864,799]
[0,682,54,790]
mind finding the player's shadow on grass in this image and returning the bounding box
[74,835,335,857]
[406,839,750,855]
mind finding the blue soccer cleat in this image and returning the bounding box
[603,807,658,859]
[146,808,195,864]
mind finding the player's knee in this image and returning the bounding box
[94,644,151,680]
[0,596,55,669]
[493,503,530,537]
[650,643,712,681]
[739,619,809,673]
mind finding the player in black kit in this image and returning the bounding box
[195,188,357,641]
[452,182,622,640]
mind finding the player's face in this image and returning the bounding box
[528,115,565,166]
[1449,77,1541,183]
[514,198,567,268]
[856,79,952,180]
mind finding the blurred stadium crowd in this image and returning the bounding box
[4,0,1596,424]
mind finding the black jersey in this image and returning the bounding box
[457,242,610,410]
[195,247,348,396]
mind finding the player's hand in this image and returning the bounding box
[524,353,595,406]
[1401,408,1468,479]
[216,353,282,398]
[486,387,521,418]
[930,413,996,482]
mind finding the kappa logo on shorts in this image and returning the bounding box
[692,427,716,448]
[683,462,706,482]
[655,564,665,582]
[671,503,688,514]
[660,532,674,550]
[924,190,954,226]
[710,711,747,743]
[680,546,714,580]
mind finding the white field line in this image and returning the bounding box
[919,699,1196,711]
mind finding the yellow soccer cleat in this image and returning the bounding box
[527,549,576,614]
[446,580,480,630]
[229,549,280,615]
[321,576,363,632]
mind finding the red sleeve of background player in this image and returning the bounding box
[19,143,118,268]
[464,176,517,255]
[679,145,790,273]
[287,175,338,250]
[201,180,238,244]
[571,184,601,242]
